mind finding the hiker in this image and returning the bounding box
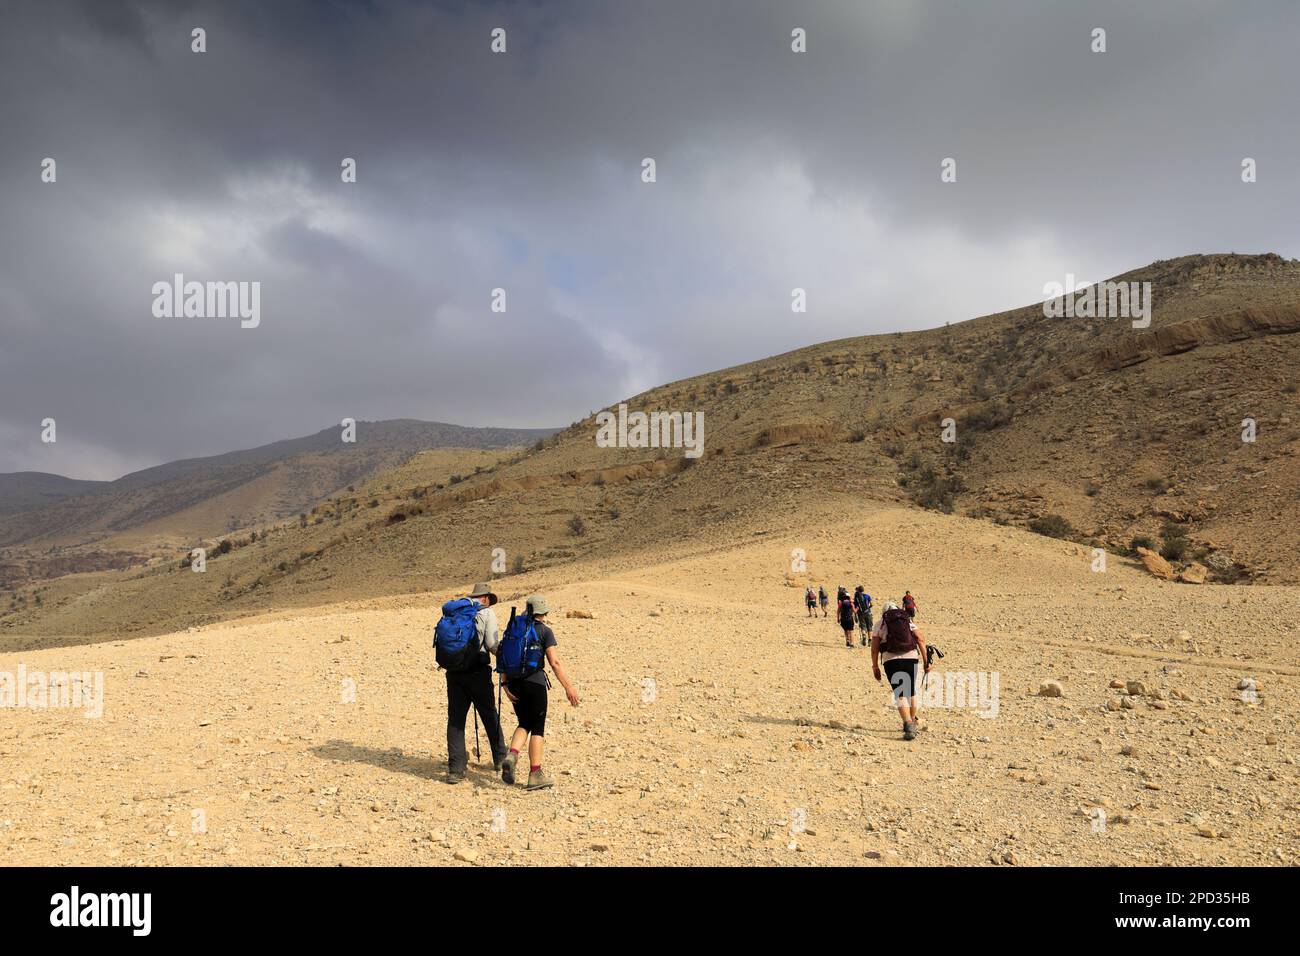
[854,586,873,646]
[871,600,930,741]
[837,587,856,647]
[499,594,580,791]
[433,582,509,784]
[902,590,918,620]
[818,585,829,617]
[805,586,817,617]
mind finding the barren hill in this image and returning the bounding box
[4,253,1299,645]
[0,420,556,592]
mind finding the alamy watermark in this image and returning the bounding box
[594,403,704,458]
[883,670,1000,718]
[0,664,104,718]
[1042,274,1151,329]
[152,274,260,329]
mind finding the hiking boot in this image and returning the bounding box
[500,752,517,785]
[446,767,466,785]
[525,768,555,791]
[903,723,916,741]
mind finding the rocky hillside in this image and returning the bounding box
[4,254,1298,644]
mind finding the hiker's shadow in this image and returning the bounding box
[744,715,903,740]
[790,639,864,649]
[312,739,456,781]
[744,715,860,733]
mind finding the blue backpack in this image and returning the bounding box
[496,607,545,679]
[434,598,484,672]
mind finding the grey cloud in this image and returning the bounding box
[1,0,1297,477]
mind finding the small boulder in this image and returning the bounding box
[1178,563,1208,584]
[566,609,595,619]
[1136,547,1174,580]
[1037,681,1064,698]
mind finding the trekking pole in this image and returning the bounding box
[474,709,481,762]
[497,678,504,750]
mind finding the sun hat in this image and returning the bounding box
[526,594,550,616]
[468,582,498,605]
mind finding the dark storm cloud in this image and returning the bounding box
[1,0,1297,477]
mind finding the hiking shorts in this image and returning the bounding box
[858,611,872,631]
[883,659,919,702]
[507,677,548,736]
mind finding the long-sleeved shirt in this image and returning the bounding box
[474,605,500,655]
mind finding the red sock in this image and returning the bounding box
[530,764,541,773]
[509,748,519,755]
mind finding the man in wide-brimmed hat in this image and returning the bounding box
[442,581,509,784]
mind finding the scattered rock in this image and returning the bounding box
[1037,681,1064,698]
[1136,547,1174,580]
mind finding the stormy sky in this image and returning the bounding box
[2,0,1297,479]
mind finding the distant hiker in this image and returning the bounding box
[433,582,509,784]
[871,600,930,741]
[805,587,817,617]
[902,590,918,620]
[499,594,580,791]
[837,588,856,647]
[854,586,873,645]
[818,586,829,617]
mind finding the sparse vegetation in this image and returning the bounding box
[1029,514,1075,540]
[1129,535,1157,553]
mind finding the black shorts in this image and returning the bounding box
[883,658,919,702]
[507,677,548,736]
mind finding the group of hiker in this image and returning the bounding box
[433,582,580,789]
[805,585,929,740]
[431,573,928,786]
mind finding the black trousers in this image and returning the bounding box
[445,665,507,771]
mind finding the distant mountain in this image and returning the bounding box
[0,420,557,554]
[0,472,108,516]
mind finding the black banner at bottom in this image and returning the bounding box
[0,865,1277,941]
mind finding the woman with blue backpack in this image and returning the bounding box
[498,594,580,790]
